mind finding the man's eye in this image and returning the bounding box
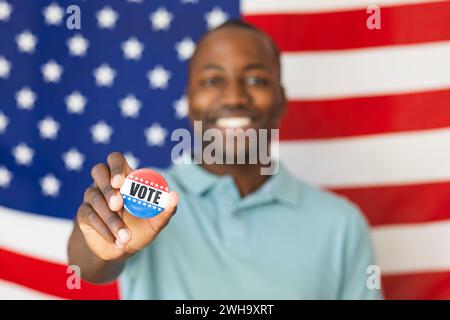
[201,77,223,87]
[246,76,269,86]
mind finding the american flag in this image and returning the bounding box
[0,0,449,299]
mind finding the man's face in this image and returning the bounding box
[187,26,286,158]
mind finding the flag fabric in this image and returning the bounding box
[0,0,449,299]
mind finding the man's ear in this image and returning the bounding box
[280,85,286,114]
[185,87,196,127]
[275,85,287,126]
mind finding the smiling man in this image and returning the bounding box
[68,20,382,300]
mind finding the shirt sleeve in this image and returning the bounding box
[340,205,384,300]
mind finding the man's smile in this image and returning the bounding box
[215,116,252,129]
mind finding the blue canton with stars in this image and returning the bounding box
[0,0,239,219]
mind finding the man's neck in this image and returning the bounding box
[201,163,269,197]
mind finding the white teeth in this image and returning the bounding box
[215,117,252,129]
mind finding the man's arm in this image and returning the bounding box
[68,220,127,284]
[67,152,178,284]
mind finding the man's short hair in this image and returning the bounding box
[189,19,281,71]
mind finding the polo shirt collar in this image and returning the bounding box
[170,162,301,207]
[269,163,302,207]
[171,162,222,196]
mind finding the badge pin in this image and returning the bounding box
[120,168,170,219]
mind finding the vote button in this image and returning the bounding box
[120,168,170,219]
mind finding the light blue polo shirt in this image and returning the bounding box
[119,163,382,300]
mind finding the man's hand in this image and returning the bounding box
[75,152,178,262]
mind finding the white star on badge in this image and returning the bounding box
[40,173,61,197]
[62,148,85,171]
[67,34,89,57]
[144,123,167,146]
[124,152,140,170]
[147,65,170,89]
[0,112,9,133]
[96,6,118,29]
[149,7,173,31]
[91,121,113,144]
[0,56,11,78]
[205,7,228,30]
[38,116,60,140]
[65,91,87,114]
[43,3,64,26]
[121,37,144,60]
[16,30,37,53]
[0,166,12,188]
[93,64,116,87]
[15,87,36,110]
[119,94,142,118]
[41,60,63,83]
[0,1,12,21]
[174,95,188,119]
[175,37,195,61]
[12,143,34,166]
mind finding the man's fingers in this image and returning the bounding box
[164,190,179,217]
[85,188,131,244]
[84,187,131,247]
[91,163,123,211]
[107,152,132,189]
[146,191,179,233]
[77,203,115,244]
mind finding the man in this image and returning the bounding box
[68,20,382,299]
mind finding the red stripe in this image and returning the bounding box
[244,2,450,51]
[0,247,119,300]
[280,89,450,140]
[330,182,450,227]
[383,271,450,300]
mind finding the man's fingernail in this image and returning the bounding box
[118,228,130,243]
[112,175,123,187]
[109,195,121,208]
[115,239,125,249]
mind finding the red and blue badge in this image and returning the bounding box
[120,168,170,219]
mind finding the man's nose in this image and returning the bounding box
[221,80,250,107]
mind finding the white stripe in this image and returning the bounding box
[242,0,447,14]
[0,205,71,264]
[0,280,60,300]
[279,127,450,188]
[372,220,450,275]
[282,41,450,100]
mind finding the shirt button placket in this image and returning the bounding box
[217,178,247,253]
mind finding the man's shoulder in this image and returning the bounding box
[284,169,368,227]
[284,176,372,255]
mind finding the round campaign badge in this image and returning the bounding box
[120,168,170,219]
